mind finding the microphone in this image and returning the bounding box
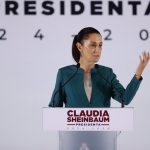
[95,64,125,108]
[49,63,80,107]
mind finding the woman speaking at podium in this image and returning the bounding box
[48,27,149,108]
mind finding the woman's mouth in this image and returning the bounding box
[93,55,99,57]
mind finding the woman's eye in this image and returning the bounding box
[91,44,96,47]
[89,44,102,49]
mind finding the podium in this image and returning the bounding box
[43,107,133,150]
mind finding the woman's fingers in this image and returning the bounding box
[140,51,150,65]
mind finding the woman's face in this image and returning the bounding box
[77,33,102,63]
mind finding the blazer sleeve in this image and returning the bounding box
[111,69,143,105]
[48,69,66,107]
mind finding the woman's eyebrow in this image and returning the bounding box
[90,41,103,44]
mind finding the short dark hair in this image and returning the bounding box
[72,27,101,63]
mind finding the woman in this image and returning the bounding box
[49,27,149,108]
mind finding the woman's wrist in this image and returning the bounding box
[135,67,143,80]
[135,74,142,80]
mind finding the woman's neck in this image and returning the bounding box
[79,59,95,73]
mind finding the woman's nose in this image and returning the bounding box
[94,46,101,53]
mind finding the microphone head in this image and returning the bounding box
[76,63,80,68]
[95,64,98,69]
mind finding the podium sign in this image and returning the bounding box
[43,107,133,131]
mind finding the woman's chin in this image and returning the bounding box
[89,59,99,64]
[93,58,100,62]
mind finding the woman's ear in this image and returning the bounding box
[76,42,82,52]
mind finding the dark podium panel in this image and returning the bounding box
[59,131,117,150]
